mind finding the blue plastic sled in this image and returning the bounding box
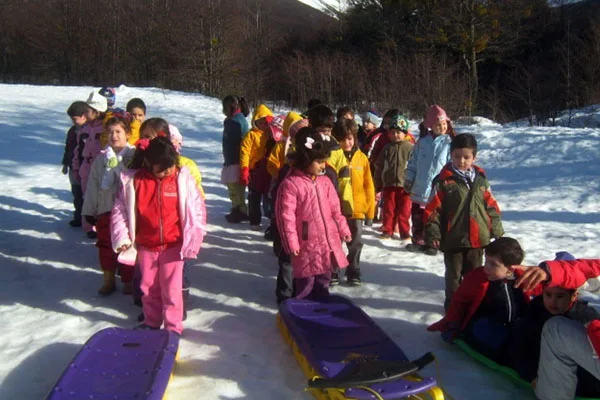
[277,294,445,399]
[46,327,179,400]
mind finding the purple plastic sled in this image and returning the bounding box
[279,295,438,399]
[46,327,179,400]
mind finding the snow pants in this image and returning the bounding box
[536,317,600,400]
[381,187,411,237]
[443,247,483,308]
[227,182,247,214]
[294,271,331,300]
[96,213,133,282]
[138,245,184,334]
[410,202,426,245]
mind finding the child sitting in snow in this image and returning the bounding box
[82,116,136,295]
[506,252,600,396]
[111,136,206,335]
[424,133,504,308]
[276,127,352,300]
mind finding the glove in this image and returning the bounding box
[427,319,459,343]
[61,165,69,175]
[364,219,373,227]
[403,180,413,193]
[84,215,97,226]
[240,167,250,186]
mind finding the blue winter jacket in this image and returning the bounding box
[404,133,451,205]
[222,112,249,166]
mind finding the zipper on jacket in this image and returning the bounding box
[503,282,513,322]
[158,180,164,244]
[314,179,333,250]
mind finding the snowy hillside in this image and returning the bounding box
[0,84,599,399]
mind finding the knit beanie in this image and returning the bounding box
[282,112,304,137]
[168,124,183,153]
[86,90,108,113]
[288,119,309,138]
[363,111,382,127]
[390,114,410,132]
[269,115,286,142]
[423,105,449,130]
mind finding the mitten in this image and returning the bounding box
[403,180,413,193]
[240,167,250,186]
[61,165,68,175]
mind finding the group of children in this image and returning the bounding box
[62,88,206,335]
[219,97,600,399]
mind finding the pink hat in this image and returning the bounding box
[423,105,449,129]
[269,115,286,142]
[288,119,309,138]
[168,124,183,153]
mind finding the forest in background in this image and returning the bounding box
[1,0,599,124]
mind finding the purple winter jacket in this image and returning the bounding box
[276,168,351,279]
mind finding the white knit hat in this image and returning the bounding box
[86,90,108,113]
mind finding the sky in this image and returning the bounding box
[0,83,599,399]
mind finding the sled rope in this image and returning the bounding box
[356,385,385,400]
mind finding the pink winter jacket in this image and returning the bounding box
[74,119,104,193]
[110,167,207,261]
[276,168,351,279]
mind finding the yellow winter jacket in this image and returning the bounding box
[267,141,286,178]
[327,138,354,217]
[178,155,205,198]
[240,104,274,170]
[347,149,376,220]
[99,112,141,147]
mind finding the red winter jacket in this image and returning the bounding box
[428,259,600,353]
[133,168,182,250]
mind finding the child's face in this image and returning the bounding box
[483,254,512,281]
[152,164,176,179]
[363,121,375,132]
[130,107,146,123]
[339,135,354,151]
[341,113,354,121]
[85,108,99,122]
[389,129,405,143]
[382,117,391,131]
[432,120,448,136]
[451,148,476,171]
[315,125,332,137]
[305,158,327,177]
[71,115,87,126]
[543,287,576,315]
[107,124,129,151]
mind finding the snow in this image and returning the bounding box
[1,83,599,399]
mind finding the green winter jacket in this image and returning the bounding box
[424,164,504,251]
[374,140,413,190]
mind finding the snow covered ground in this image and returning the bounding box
[0,84,599,399]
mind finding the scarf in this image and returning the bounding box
[450,164,476,189]
[101,145,136,190]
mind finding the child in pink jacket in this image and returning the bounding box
[111,136,207,335]
[276,127,352,300]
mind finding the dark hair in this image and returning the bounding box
[485,237,524,266]
[130,136,178,171]
[126,98,146,114]
[307,98,323,110]
[307,104,335,129]
[105,115,131,133]
[67,101,89,117]
[139,117,171,140]
[332,119,358,143]
[450,133,478,156]
[336,106,354,121]
[222,95,250,118]
[293,127,331,170]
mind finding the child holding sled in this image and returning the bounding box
[111,136,206,335]
[405,105,456,254]
[424,133,504,308]
[333,119,375,286]
[82,116,136,295]
[276,127,352,300]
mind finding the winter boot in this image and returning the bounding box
[98,270,116,296]
[423,247,438,256]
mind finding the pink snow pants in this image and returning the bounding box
[138,245,184,334]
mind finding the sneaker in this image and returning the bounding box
[379,233,392,239]
[347,277,362,286]
[405,243,425,252]
[86,231,98,239]
[69,219,82,227]
[423,247,438,256]
[330,274,340,286]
